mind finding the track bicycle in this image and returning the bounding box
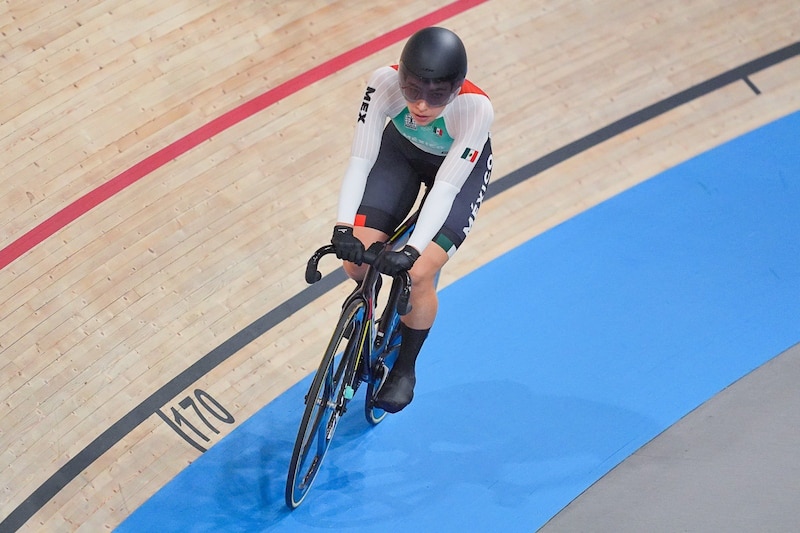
[285,211,419,509]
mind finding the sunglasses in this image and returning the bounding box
[398,66,461,107]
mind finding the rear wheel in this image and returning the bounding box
[285,299,366,509]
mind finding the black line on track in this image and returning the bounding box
[486,42,798,200]
[3,39,798,533]
[743,75,762,95]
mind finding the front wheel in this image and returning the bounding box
[285,299,366,509]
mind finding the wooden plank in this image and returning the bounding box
[2,0,799,530]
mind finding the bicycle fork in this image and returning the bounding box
[324,316,372,439]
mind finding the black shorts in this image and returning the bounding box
[356,123,493,254]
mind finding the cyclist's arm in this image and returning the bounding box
[336,67,406,225]
[336,156,372,225]
[406,93,494,253]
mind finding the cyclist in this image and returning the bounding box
[330,26,494,413]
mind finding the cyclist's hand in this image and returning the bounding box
[374,245,420,276]
[331,225,365,265]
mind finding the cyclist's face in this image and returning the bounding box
[406,99,445,126]
[398,64,459,121]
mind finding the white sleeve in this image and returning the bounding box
[407,181,461,252]
[350,66,406,162]
[336,67,406,225]
[434,93,494,189]
[336,156,372,224]
[406,93,494,252]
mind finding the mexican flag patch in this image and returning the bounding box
[460,147,479,162]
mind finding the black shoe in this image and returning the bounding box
[374,371,416,413]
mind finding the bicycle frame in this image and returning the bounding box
[287,207,429,508]
[304,210,418,414]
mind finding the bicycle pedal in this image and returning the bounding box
[373,363,389,391]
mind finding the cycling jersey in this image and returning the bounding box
[337,65,494,254]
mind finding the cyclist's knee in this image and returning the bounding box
[353,226,388,248]
[409,271,437,294]
[342,261,367,281]
[409,245,447,287]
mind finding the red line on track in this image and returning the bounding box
[0,0,487,271]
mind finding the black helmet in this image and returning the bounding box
[398,27,467,106]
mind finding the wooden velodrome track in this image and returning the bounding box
[1,1,798,530]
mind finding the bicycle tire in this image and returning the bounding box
[285,298,366,509]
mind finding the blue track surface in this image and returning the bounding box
[117,110,800,532]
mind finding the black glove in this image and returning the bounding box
[374,245,420,277]
[331,225,365,264]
